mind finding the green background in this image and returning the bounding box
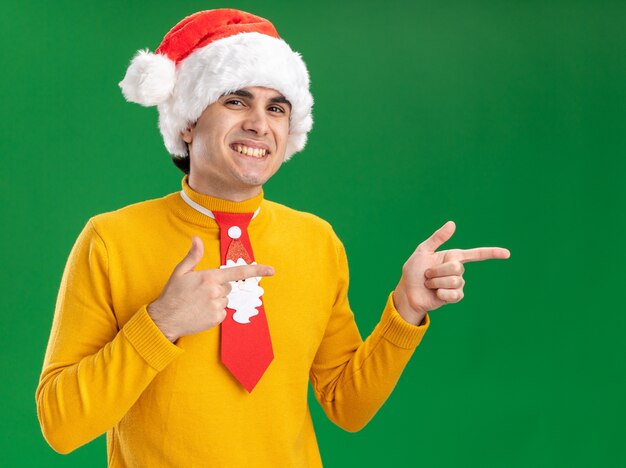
[2,0,625,466]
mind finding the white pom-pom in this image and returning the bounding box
[119,49,176,106]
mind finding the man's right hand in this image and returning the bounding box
[147,236,275,343]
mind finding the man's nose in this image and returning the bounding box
[242,107,269,135]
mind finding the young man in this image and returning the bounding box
[36,9,510,467]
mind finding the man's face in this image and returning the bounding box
[183,86,291,200]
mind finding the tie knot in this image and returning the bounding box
[213,211,255,266]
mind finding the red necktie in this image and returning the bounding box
[213,211,274,392]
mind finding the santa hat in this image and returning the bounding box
[119,9,313,161]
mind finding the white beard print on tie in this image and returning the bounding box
[219,258,264,324]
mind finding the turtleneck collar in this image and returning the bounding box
[182,176,264,213]
[171,176,265,228]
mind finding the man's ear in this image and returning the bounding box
[181,125,194,144]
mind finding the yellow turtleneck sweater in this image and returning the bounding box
[36,178,430,467]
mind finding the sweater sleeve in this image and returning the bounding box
[309,237,430,432]
[35,221,183,454]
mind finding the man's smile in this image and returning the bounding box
[230,142,271,159]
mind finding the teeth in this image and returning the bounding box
[233,144,268,158]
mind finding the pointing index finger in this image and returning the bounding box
[218,264,275,283]
[457,247,511,264]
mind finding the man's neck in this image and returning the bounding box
[187,175,262,202]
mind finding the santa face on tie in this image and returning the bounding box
[220,258,264,324]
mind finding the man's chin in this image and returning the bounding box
[236,175,270,188]
[232,166,281,188]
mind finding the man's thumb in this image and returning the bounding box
[175,236,204,274]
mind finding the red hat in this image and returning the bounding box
[119,9,313,161]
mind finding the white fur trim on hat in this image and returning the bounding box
[121,32,313,162]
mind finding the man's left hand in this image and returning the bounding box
[393,221,511,326]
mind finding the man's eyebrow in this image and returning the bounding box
[269,95,292,110]
[224,89,292,109]
[230,89,253,99]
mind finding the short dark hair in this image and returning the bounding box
[172,156,190,174]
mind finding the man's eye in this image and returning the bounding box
[268,106,285,113]
[225,99,244,106]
